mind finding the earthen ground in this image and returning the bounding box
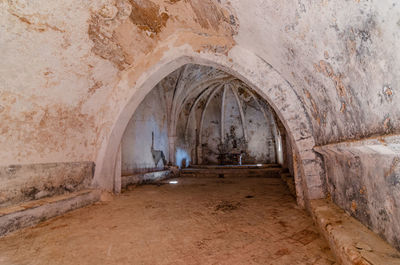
[0,176,336,265]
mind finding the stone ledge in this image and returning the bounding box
[313,134,400,251]
[310,199,400,265]
[0,189,101,237]
[121,170,172,189]
[180,167,281,178]
[189,164,280,169]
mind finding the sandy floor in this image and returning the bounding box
[0,176,336,265]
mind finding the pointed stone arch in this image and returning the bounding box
[93,46,325,208]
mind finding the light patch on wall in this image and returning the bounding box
[175,148,191,168]
[276,132,284,165]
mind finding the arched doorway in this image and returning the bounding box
[93,46,325,208]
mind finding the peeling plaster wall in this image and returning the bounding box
[0,1,118,165]
[3,1,398,164]
[1,0,235,199]
[121,83,169,175]
[0,0,236,166]
[0,162,94,207]
[231,0,400,144]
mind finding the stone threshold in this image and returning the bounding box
[0,189,101,237]
[311,199,400,265]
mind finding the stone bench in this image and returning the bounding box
[0,189,101,237]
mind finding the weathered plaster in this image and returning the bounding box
[0,0,236,166]
[315,134,400,250]
[231,0,400,144]
[121,82,169,174]
[0,162,94,207]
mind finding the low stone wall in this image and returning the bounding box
[315,134,400,251]
[0,162,95,207]
[0,190,101,237]
[121,170,172,189]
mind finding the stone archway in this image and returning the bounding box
[93,45,325,208]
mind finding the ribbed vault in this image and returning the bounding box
[169,65,280,166]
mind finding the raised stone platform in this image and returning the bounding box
[311,199,400,265]
[189,164,280,169]
[0,189,101,237]
[0,161,95,208]
[181,164,281,178]
[314,134,400,251]
[121,170,172,189]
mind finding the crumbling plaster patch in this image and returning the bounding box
[0,0,236,166]
[0,161,94,207]
[0,0,120,165]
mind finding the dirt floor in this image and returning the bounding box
[0,176,336,265]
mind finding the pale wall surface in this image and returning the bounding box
[121,82,169,174]
[180,85,278,165]
[3,0,399,166]
[122,64,279,169]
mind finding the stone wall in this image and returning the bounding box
[315,135,400,250]
[0,162,94,207]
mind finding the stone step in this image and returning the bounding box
[121,170,171,189]
[188,164,280,169]
[0,189,101,237]
[180,167,281,178]
[311,199,400,265]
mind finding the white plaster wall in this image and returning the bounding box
[121,83,169,174]
[243,95,276,164]
[201,89,222,164]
